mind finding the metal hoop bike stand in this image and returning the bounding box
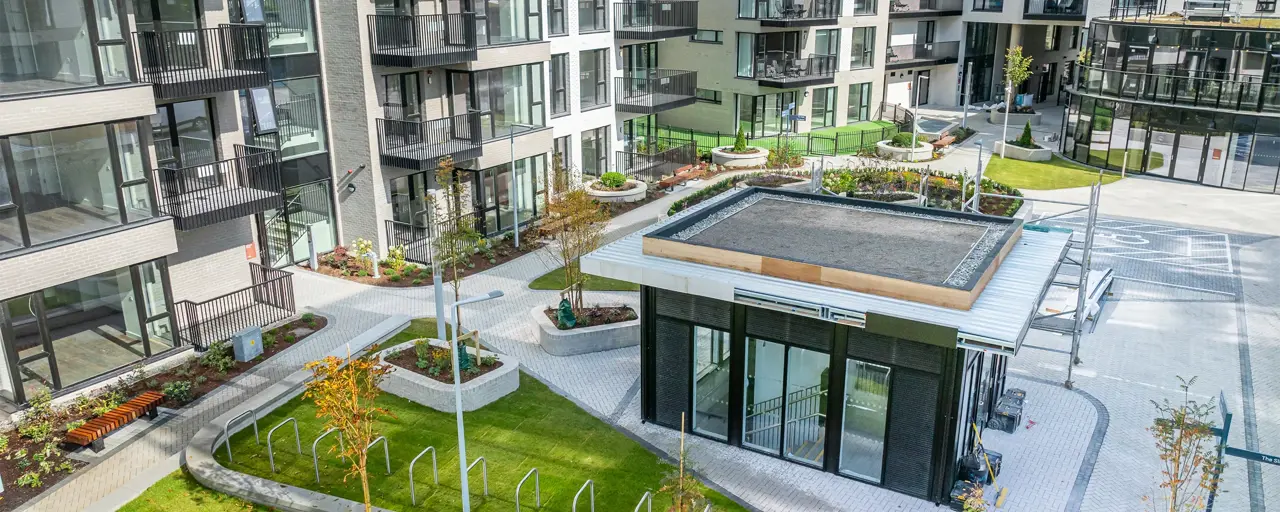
[466,456,489,497]
[573,479,595,512]
[634,491,652,512]
[222,409,259,463]
[366,436,390,475]
[515,468,540,511]
[267,417,301,473]
[409,446,439,505]
[311,428,345,483]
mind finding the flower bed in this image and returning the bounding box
[543,305,637,327]
[381,339,503,384]
[667,170,810,216]
[711,146,768,168]
[378,339,518,412]
[824,167,1024,216]
[587,178,648,203]
[302,231,543,287]
[744,174,805,188]
[532,306,641,356]
[994,140,1053,161]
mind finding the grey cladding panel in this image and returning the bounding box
[883,368,939,499]
[847,328,944,375]
[745,307,833,352]
[654,316,691,429]
[656,289,732,329]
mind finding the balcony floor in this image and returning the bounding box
[165,184,282,230]
[616,25,699,40]
[370,46,478,67]
[0,201,122,249]
[145,68,270,99]
[381,139,483,171]
[617,92,697,113]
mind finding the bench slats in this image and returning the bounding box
[65,392,168,447]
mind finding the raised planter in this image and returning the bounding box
[711,146,768,169]
[586,179,648,203]
[994,141,1053,162]
[988,110,1043,126]
[376,339,518,412]
[876,140,934,162]
[532,305,640,356]
[847,191,923,206]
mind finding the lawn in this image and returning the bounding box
[639,118,896,155]
[530,262,640,292]
[985,155,1123,190]
[1087,148,1165,170]
[120,469,270,512]
[216,372,746,512]
[384,317,449,346]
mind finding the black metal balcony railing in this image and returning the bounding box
[615,137,698,182]
[889,0,964,15]
[174,263,295,350]
[377,113,484,171]
[1109,0,1164,18]
[616,70,697,114]
[1025,0,1085,17]
[368,13,478,67]
[134,24,269,100]
[755,55,837,88]
[756,0,841,26]
[386,219,433,265]
[972,0,1004,10]
[153,145,283,231]
[614,1,698,39]
[1075,67,1280,114]
[885,41,959,68]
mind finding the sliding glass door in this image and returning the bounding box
[742,337,830,466]
[838,360,891,482]
[693,326,731,440]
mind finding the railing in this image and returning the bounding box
[744,383,825,451]
[783,388,827,464]
[755,0,841,22]
[386,219,433,265]
[641,122,899,157]
[260,0,313,44]
[616,70,697,114]
[367,13,478,67]
[885,41,959,67]
[174,263,296,350]
[154,145,283,230]
[614,1,699,38]
[579,0,609,32]
[134,24,269,99]
[755,55,837,83]
[1075,66,1280,114]
[880,101,915,134]
[972,0,1004,10]
[277,93,321,140]
[376,113,484,170]
[616,138,697,182]
[890,0,964,13]
[1109,0,1164,17]
[1025,0,1085,16]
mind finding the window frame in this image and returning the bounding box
[695,88,723,104]
[691,29,723,44]
[580,125,610,178]
[549,0,567,35]
[550,53,570,117]
[850,27,875,70]
[579,48,610,110]
[811,86,837,129]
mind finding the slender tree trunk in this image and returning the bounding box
[360,455,372,512]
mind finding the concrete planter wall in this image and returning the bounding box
[988,110,1043,126]
[377,339,519,412]
[876,140,934,162]
[532,305,640,356]
[994,141,1053,162]
[848,192,923,206]
[711,146,768,169]
[586,179,648,203]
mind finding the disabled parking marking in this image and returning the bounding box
[1038,215,1234,273]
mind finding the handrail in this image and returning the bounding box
[516,467,540,510]
[367,436,390,475]
[222,409,259,463]
[467,456,489,496]
[743,422,782,436]
[410,446,439,505]
[634,491,653,512]
[311,428,346,484]
[573,479,595,512]
[786,412,826,426]
[267,417,301,473]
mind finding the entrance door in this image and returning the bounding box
[1038,63,1057,102]
[915,70,930,106]
[1172,129,1208,182]
[261,181,337,268]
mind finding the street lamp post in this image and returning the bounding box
[449,289,504,512]
[1001,79,1012,158]
[912,74,930,160]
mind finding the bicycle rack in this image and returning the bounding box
[222,409,259,463]
[634,491,652,512]
[573,479,595,512]
[267,417,301,473]
[703,504,711,512]
[515,468,540,511]
[467,456,489,497]
[366,436,390,475]
[311,428,346,483]
[409,446,438,505]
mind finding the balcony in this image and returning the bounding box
[377,113,484,171]
[1024,0,1085,18]
[971,0,1004,10]
[153,145,284,231]
[615,138,698,182]
[885,41,959,69]
[614,1,699,40]
[133,24,269,101]
[757,0,841,27]
[755,55,837,88]
[368,13,478,68]
[616,70,697,114]
[1074,66,1280,114]
[890,0,963,17]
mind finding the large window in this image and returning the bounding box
[736,32,804,79]
[0,121,156,252]
[153,99,216,168]
[743,337,785,453]
[849,0,876,15]
[549,0,567,34]
[579,0,607,32]
[783,346,829,466]
[691,30,722,43]
[581,125,609,179]
[1045,26,1060,51]
[272,77,328,159]
[381,72,421,120]
[477,0,542,46]
[0,0,131,97]
[838,360,891,482]
[0,259,175,404]
[693,326,731,440]
[550,54,569,116]
[847,82,872,123]
[233,0,317,55]
[812,86,837,129]
[580,49,609,110]
[554,135,572,171]
[696,88,722,104]
[737,92,797,137]
[850,27,875,70]
[473,154,547,235]
[451,63,546,141]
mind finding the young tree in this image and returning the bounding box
[1144,376,1224,512]
[1003,46,1035,110]
[545,187,609,311]
[303,352,395,512]
[660,413,705,512]
[432,155,482,326]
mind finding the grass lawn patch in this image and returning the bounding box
[1087,148,1164,170]
[217,372,746,511]
[814,120,897,135]
[530,262,640,292]
[119,469,270,512]
[384,317,450,347]
[985,155,1123,190]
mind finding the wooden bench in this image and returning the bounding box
[65,391,164,452]
[658,168,707,190]
[932,135,957,150]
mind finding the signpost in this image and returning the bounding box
[1205,389,1280,511]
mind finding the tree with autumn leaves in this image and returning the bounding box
[303,351,395,512]
[543,152,609,311]
[1144,376,1225,512]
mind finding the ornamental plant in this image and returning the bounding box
[1013,122,1035,148]
[1143,375,1224,512]
[732,128,748,153]
[600,171,628,189]
[303,351,395,512]
[1003,45,1034,111]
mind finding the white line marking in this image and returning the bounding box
[1113,276,1238,296]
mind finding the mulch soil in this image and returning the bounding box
[745,174,804,187]
[384,347,504,385]
[601,189,667,218]
[543,306,638,329]
[301,230,544,287]
[0,314,325,511]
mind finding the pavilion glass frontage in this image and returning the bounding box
[1064,21,1280,193]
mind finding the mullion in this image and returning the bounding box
[130,266,153,358]
[1,139,29,248]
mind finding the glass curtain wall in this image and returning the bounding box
[450,63,546,141]
[839,360,890,482]
[0,0,131,97]
[693,326,731,440]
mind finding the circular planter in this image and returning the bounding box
[711,146,768,169]
[876,140,934,162]
[994,141,1053,162]
[376,338,519,412]
[532,305,640,356]
[586,179,648,203]
[988,110,1043,126]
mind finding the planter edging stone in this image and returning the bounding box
[532,305,640,356]
[376,339,519,412]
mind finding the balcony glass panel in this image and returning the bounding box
[273,77,327,159]
[0,1,96,96]
[10,125,121,245]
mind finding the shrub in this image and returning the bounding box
[890,132,928,148]
[389,274,402,282]
[195,375,208,385]
[599,171,627,188]
[413,340,433,369]
[162,380,195,403]
[301,312,315,323]
[1012,121,1036,148]
[200,341,237,374]
[0,435,8,454]
[16,471,41,488]
[263,333,277,350]
[412,278,423,285]
[732,128,748,152]
[91,388,124,416]
[18,422,51,443]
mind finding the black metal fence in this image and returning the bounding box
[615,69,697,114]
[386,219,433,265]
[154,145,283,230]
[277,93,321,139]
[885,41,959,67]
[367,13,478,67]
[1025,0,1084,16]
[134,24,269,99]
[756,0,841,20]
[756,55,837,81]
[262,0,312,42]
[890,0,963,13]
[174,263,295,350]
[616,138,697,182]
[614,1,698,38]
[880,101,914,133]
[376,113,484,170]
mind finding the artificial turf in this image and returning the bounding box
[119,469,271,512]
[985,155,1123,190]
[529,262,640,292]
